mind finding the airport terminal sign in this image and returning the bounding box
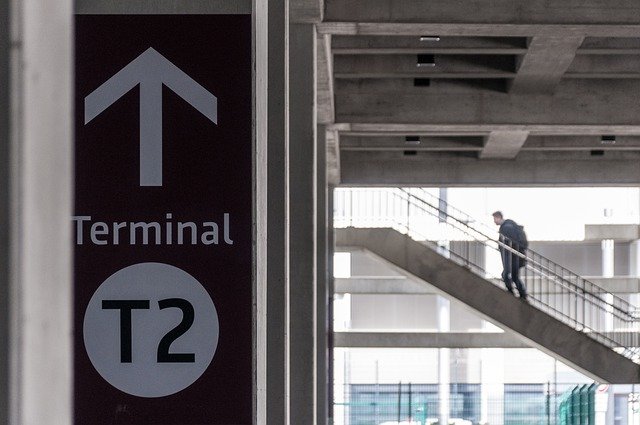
[75,15,251,424]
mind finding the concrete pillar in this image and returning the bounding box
[317,125,329,425]
[629,240,640,276]
[437,296,451,425]
[602,239,615,277]
[7,1,74,424]
[266,0,289,424]
[0,0,10,422]
[481,348,505,425]
[289,22,318,425]
[327,184,336,425]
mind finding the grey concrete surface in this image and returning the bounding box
[289,23,318,425]
[0,0,9,422]
[336,227,640,383]
[585,224,640,241]
[290,0,323,23]
[316,125,328,425]
[318,22,640,38]
[76,0,251,13]
[9,0,75,423]
[316,34,334,124]
[335,276,433,294]
[480,130,529,159]
[340,151,640,186]
[267,0,289,423]
[336,80,640,125]
[508,37,584,94]
[334,332,529,348]
[324,0,640,25]
[254,0,268,421]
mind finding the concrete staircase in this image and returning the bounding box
[336,226,640,383]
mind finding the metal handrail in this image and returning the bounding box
[401,188,637,317]
[334,188,640,361]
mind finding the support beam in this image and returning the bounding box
[317,34,334,124]
[316,125,329,425]
[318,23,640,38]
[341,136,484,152]
[75,0,251,13]
[334,54,516,79]
[0,0,9,421]
[289,23,317,425]
[290,0,323,23]
[335,277,433,294]
[266,0,289,423]
[324,0,640,26]
[341,135,640,152]
[255,0,274,422]
[326,185,335,425]
[332,35,528,55]
[480,130,529,159]
[335,80,640,126]
[334,332,529,348]
[326,128,341,184]
[509,36,584,94]
[333,123,640,137]
[9,0,74,423]
[340,151,640,186]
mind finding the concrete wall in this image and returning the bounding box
[529,241,631,277]
[350,249,404,276]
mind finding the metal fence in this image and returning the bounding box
[335,383,592,425]
[334,188,640,361]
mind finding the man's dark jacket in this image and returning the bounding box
[498,219,524,263]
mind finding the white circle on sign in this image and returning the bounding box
[83,262,219,398]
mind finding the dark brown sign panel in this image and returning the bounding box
[75,15,252,424]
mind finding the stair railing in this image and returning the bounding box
[334,188,640,361]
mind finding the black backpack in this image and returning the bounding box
[515,224,529,252]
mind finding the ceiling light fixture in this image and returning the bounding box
[417,54,436,67]
[405,136,421,145]
[601,135,616,145]
[414,78,431,87]
[420,36,441,42]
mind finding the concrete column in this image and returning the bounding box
[602,239,615,277]
[317,125,329,425]
[8,0,74,424]
[266,0,290,424]
[481,348,505,425]
[289,22,318,425]
[629,240,640,276]
[0,0,10,422]
[437,296,451,425]
[327,184,336,425]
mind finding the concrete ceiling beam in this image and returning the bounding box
[508,36,584,94]
[339,150,640,186]
[324,0,640,25]
[332,124,640,137]
[480,130,529,158]
[290,0,323,23]
[334,54,515,75]
[341,136,484,151]
[333,35,526,49]
[340,135,640,152]
[318,23,640,38]
[317,34,335,124]
[326,128,341,184]
[334,332,529,349]
[335,80,640,126]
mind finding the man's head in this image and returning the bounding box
[492,211,504,225]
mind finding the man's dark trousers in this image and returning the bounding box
[502,254,527,299]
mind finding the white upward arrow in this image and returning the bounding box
[85,47,218,187]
